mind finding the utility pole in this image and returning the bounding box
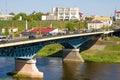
[25,20,28,31]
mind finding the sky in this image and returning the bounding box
[0,0,120,16]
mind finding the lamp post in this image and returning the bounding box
[25,20,28,31]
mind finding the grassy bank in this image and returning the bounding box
[81,37,120,63]
[35,43,63,57]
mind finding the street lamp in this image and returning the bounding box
[25,20,28,31]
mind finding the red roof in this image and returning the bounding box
[30,27,56,34]
[116,11,120,13]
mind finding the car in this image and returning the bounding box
[28,35,36,39]
[42,34,47,37]
[47,33,53,37]
[0,36,8,43]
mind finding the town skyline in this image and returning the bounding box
[0,0,120,16]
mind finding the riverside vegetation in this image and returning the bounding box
[81,37,120,63]
[36,37,120,63]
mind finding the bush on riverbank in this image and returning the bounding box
[81,37,120,63]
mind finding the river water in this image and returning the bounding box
[0,57,120,80]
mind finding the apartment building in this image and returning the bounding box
[42,7,82,21]
[52,7,81,21]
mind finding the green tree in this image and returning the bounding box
[28,12,42,21]
[83,21,88,29]
[65,22,75,31]
[13,13,27,20]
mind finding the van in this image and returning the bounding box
[0,36,8,43]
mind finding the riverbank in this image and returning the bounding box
[81,37,120,63]
[35,37,120,63]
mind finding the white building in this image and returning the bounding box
[42,14,57,21]
[52,7,81,21]
[93,16,112,26]
[42,14,47,21]
[9,27,18,33]
[87,16,113,30]
[115,10,120,20]
[42,7,82,21]
[1,27,18,34]
[0,12,14,20]
[88,21,104,30]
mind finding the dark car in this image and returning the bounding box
[42,34,47,37]
[47,33,53,37]
[29,35,36,39]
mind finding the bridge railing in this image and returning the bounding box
[0,29,114,44]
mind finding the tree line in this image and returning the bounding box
[10,11,44,21]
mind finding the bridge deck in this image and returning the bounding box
[0,31,113,48]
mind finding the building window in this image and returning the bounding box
[65,13,69,15]
[59,13,64,15]
[65,16,69,19]
[71,12,76,15]
[59,16,64,19]
[71,16,76,19]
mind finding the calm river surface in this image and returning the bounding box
[0,57,120,80]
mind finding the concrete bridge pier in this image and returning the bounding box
[62,48,84,62]
[13,58,43,78]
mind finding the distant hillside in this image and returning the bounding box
[0,20,66,35]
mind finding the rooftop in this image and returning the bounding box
[30,27,56,34]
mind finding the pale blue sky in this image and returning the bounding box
[0,0,120,16]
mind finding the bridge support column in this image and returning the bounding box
[13,58,43,78]
[62,49,84,62]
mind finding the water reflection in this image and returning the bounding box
[62,61,120,80]
[36,57,63,80]
[62,61,84,80]
[82,61,120,80]
[1,58,120,80]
